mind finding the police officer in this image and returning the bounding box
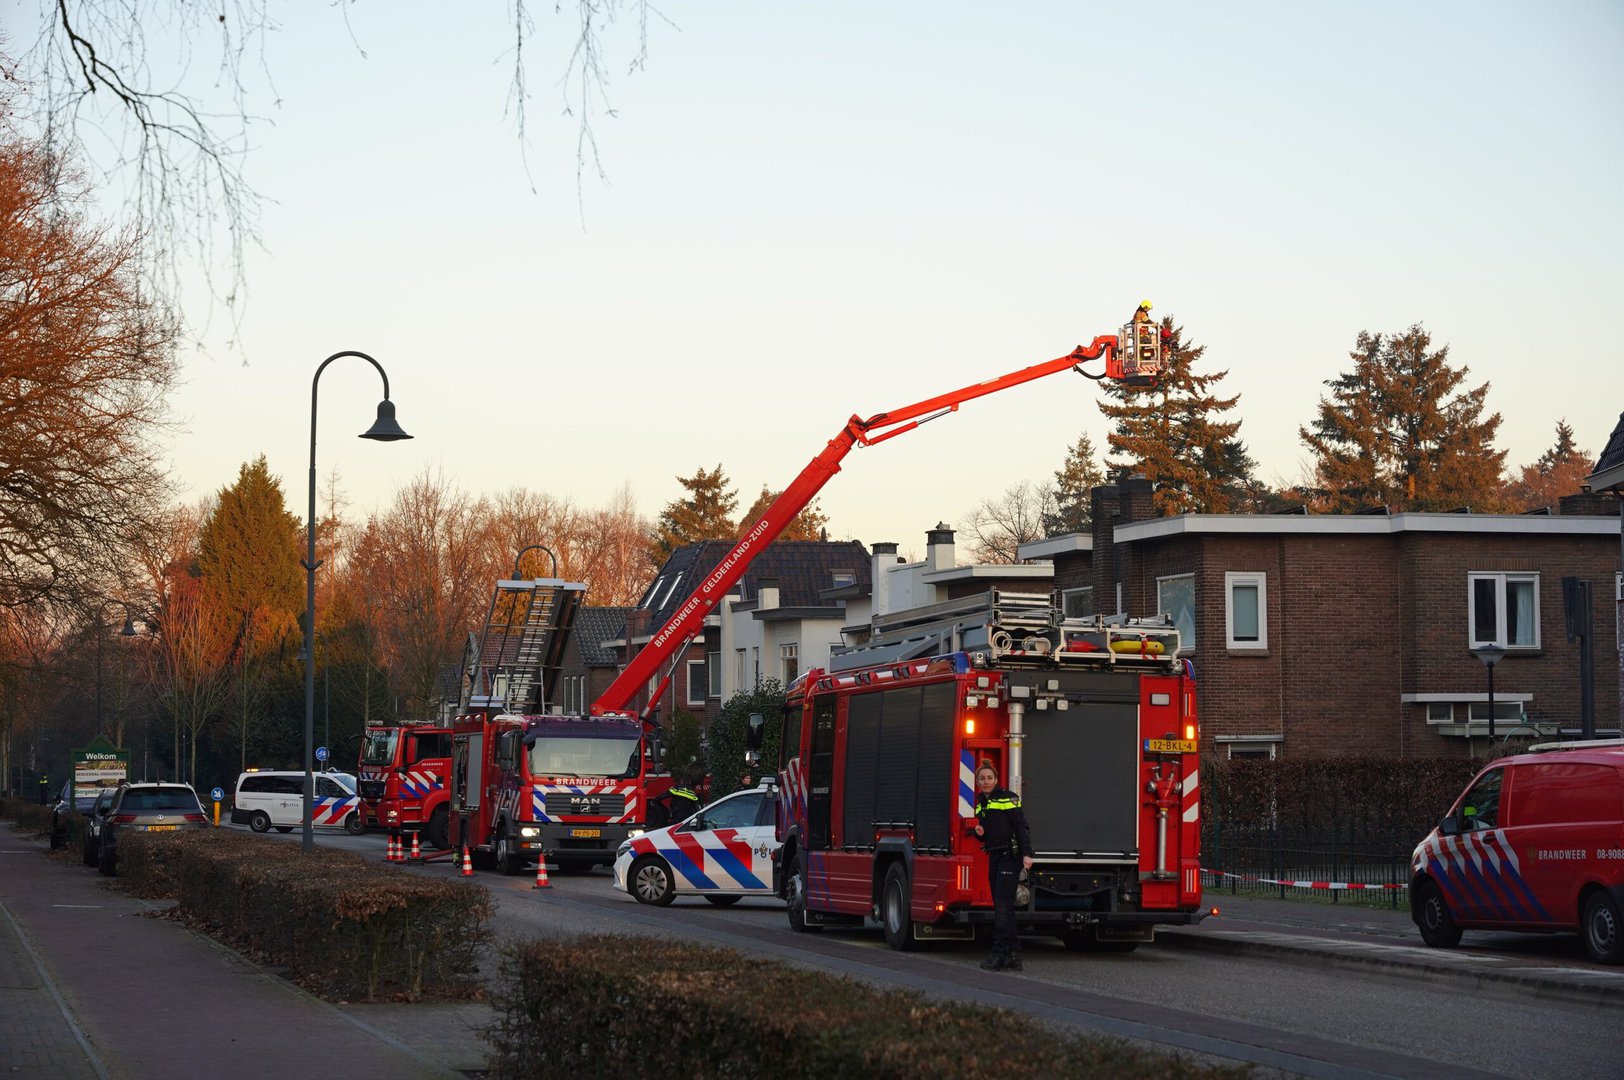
[973,760,1032,971]
[667,782,701,823]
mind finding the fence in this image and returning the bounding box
[1200,821,1419,909]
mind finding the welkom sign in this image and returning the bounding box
[71,734,129,800]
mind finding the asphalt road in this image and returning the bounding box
[273,826,1623,1079]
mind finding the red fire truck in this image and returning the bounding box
[357,723,453,846]
[446,304,1170,875]
[771,600,1204,950]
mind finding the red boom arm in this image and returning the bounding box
[593,334,1125,719]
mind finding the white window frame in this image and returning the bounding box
[1467,571,1540,650]
[1060,586,1095,620]
[685,659,707,706]
[707,650,722,698]
[1216,735,1281,760]
[1224,571,1267,651]
[1156,573,1196,654]
[780,643,799,684]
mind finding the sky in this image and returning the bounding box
[13,1,1624,553]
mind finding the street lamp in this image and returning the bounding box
[92,601,138,740]
[302,352,411,854]
[1471,643,1507,745]
[512,544,558,579]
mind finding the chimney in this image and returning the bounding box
[1117,473,1155,617]
[871,542,898,617]
[758,577,780,611]
[1091,483,1120,615]
[926,522,956,573]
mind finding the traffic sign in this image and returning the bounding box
[316,746,329,763]
[210,786,225,802]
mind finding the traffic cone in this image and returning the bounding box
[461,846,474,877]
[532,856,551,890]
[386,831,399,862]
[409,831,421,861]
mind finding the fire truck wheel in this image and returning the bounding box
[630,856,676,906]
[1581,890,1622,964]
[704,894,742,907]
[1415,880,1463,949]
[426,806,450,851]
[248,811,271,834]
[881,863,920,951]
[344,812,365,836]
[494,831,522,876]
[785,853,821,933]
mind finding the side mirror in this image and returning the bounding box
[648,731,664,773]
[746,712,765,752]
[1439,816,1460,837]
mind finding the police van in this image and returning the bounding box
[232,770,365,835]
[1410,740,1624,963]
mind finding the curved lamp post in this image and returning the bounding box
[303,352,411,854]
[512,544,558,579]
[1471,642,1507,746]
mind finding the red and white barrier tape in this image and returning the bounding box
[1204,869,1406,891]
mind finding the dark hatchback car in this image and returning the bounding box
[80,790,116,867]
[49,780,101,850]
[98,782,208,876]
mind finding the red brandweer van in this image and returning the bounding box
[1410,740,1624,964]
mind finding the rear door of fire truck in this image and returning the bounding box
[449,726,485,851]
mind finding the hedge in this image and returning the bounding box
[117,828,491,1001]
[487,935,1248,1080]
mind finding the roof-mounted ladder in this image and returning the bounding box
[464,577,588,713]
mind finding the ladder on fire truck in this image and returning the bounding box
[829,589,1183,672]
[463,577,588,713]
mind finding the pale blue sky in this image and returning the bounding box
[17,2,1624,548]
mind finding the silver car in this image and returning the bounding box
[98,782,208,876]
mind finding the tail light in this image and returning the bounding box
[112,814,136,824]
[183,813,207,823]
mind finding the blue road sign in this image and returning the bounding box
[316,746,329,763]
[210,787,224,802]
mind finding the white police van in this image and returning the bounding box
[232,770,365,835]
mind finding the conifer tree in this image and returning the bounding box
[1044,433,1107,534]
[1300,325,1506,512]
[737,486,829,542]
[1502,419,1596,511]
[1097,316,1255,514]
[650,465,739,564]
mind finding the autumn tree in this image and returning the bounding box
[578,484,658,607]
[962,482,1054,564]
[1300,324,1507,513]
[1044,432,1107,534]
[650,465,738,564]
[198,457,303,772]
[1502,420,1596,512]
[737,486,830,542]
[1097,317,1255,515]
[0,93,178,609]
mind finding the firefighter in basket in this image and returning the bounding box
[972,760,1033,972]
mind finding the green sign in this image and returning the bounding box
[71,734,129,800]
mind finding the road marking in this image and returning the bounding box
[52,905,104,910]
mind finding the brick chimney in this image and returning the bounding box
[1091,483,1120,616]
[757,577,780,611]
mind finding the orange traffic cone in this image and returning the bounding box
[386,831,399,862]
[461,846,474,877]
[532,857,551,890]
[409,831,421,861]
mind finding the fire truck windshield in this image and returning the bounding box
[359,729,399,766]
[526,734,640,779]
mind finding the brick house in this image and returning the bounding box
[553,606,630,716]
[1024,477,1621,760]
[1582,410,1624,723]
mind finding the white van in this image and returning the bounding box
[232,770,365,835]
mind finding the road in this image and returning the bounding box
[276,826,1624,1079]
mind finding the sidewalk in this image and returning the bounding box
[0,824,494,1080]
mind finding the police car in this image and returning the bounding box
[613,779,780,907]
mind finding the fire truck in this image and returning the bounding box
[447,303,1171,876]
[770,596,1204,950]
[357,723,454,846]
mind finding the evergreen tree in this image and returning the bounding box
[737,485,829,542]
[650,465,739,564]
[1097,316,1255,514]
[1300,325,1507,512]
[1043,433,1106,534]
[1502,419,1596,511]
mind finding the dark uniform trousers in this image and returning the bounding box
[988,849,1021,959]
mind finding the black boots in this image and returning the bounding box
[979,953,1022,972]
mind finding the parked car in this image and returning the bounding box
[1410,740,1624,964]
[231,770,365,835]
[98,782,208,876]
[613,780,780,907]
[80,790,115,867]
[48,779,101,850]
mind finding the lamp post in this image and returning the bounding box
[91,601,138,739]
[1471,643,1507,746]
[512,544,558,579]
[302,352,411,854]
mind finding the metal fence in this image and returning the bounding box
[1200,822,1420,909]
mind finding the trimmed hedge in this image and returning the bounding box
[487,935,1247,1080]
[118,829,491,1001]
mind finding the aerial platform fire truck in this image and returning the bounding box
[447,303,1176,883]
[771,596,1203,950]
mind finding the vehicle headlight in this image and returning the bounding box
[519,826,541,838]
[385,810,399,823]
[626,828,644,839]
[615,840,632,859]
